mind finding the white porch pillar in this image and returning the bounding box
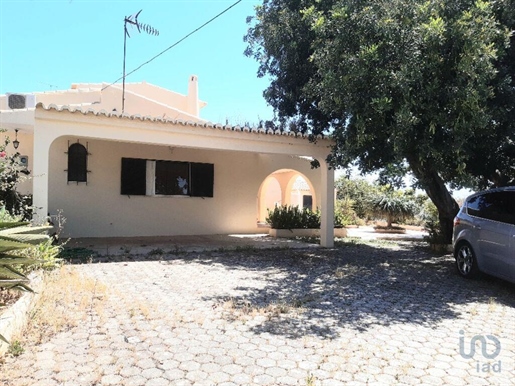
[320,160,334,248]
[32,128,53,224]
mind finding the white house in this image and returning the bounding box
[0,76,335,246]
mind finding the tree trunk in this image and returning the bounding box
[408,157,460,244]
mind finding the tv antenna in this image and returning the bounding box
[122,10,159,113]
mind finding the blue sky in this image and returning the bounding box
[0,0,274,125]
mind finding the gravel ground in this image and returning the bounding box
[1,239,514,385]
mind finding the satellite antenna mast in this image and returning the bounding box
[122,10,159,113]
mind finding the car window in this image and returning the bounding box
[467,191,515,225]
[467,194,491,219]
[499,191,515,225]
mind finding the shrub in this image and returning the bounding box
[335,177,380,219]
[266,205,320,229]
[16,238,63,272]
[0,221,53,344]
[0,133,32,221]
[420,199,448,244]
[367,192,417,228]
[266,205,345,229]
[334,198,361,226]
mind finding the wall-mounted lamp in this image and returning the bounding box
[13,129,20,150]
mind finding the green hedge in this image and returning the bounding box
[266,205,344,229]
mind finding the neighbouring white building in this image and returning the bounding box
[0,76,335,246]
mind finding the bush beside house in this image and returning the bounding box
[266,205,348,238]
[0,133,61,352]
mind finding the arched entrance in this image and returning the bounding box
[257,169,316,224]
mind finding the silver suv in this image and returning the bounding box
[453,186,515,283]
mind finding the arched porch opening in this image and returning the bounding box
[257,169,316,224]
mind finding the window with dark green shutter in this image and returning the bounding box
[120,158,214,197]
[191,163,214,197]
[121,158,146,195]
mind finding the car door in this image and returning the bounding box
[475,192,515,281]
[503,191,515,282]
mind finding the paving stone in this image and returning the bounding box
[243,364,265,376]
[247,349,267,359]
[120,365,141,377]
[31,380,59,386]
[2,245,513,386]
[277,358,298,370]
[135,358,155,370]
[208,371,231,383]
[101,374,123,385]
[253,373,276,385]
[213,355,234,366]
[124,375,148,386]
[36,359,56,370]
[322,380,347,386]
[162,368,186,381]
[276,375,300,385]
[255,357,276,368]
[141,367,164,379]
[185,369,208,382]
[421,374,446,384]
[298,360,318,371]
[221,363,244,375]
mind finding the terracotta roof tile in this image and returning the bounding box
[37,103,325,139]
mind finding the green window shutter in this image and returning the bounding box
[191,163,214,197]
[121,158,146,195]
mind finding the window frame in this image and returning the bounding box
[120,157,214,198]
[152,160,191,197]
[67,142,89,183]
[467,191,515,225]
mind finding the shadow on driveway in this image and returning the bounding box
[63,239,515,340]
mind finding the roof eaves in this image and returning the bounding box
[36,103,326,140]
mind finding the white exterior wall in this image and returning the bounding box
[48,137,321,238]
[1,78,334,246]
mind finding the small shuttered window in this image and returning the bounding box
[67,143,88,183]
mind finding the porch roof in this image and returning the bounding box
[35,103,324,140]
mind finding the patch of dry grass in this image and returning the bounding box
[21,266,107,344]
[219,296,307,321]
[335,264,360,278]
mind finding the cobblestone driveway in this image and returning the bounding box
[1,240,514,385]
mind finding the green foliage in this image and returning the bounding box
[246,0,515,243]
[0,222,52,292]
[0,133,33,220]
[148,248,165,256]
[266,205,347,229]
[420,197,448,244]
[0,207,20,222]
[367,192,417,228]
[334,198,362,226]
[7,340,24,357]
[335,177,380,219]
[0,221,52,345]
[335,177,421,226]
[16,238,63,272]
[266,205,320,229]
[58,247,98,263]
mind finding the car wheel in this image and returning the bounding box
[455,242,480,279]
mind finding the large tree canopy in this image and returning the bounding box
[246,0,515,242]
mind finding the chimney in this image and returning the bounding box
[187,75,199,117]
